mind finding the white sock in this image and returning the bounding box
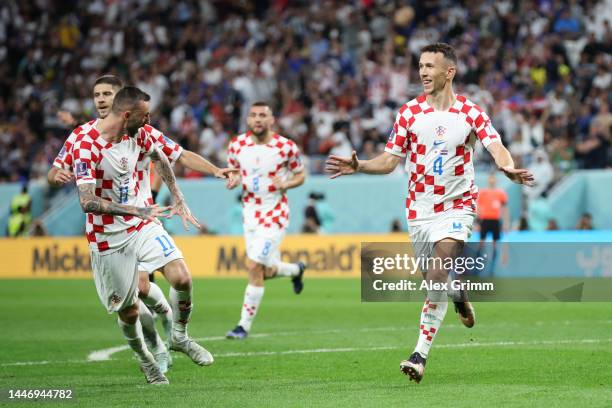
[117,317,154,363]
[446,274,461,302]
[274,262,300,277]
[142,282,173,338]
[169,287,192,336]
[238,284,264,332]
[138,302,164,353]
[414,290,448,359]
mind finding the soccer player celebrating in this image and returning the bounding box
[325,43,534,383]
[49,75,235,372]
[225,101,307,339]
[71,86,208,384]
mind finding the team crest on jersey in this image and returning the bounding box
[120,157,129,170]
[110,293,122,305]
[76,162,88,177]
[435,125,446,138]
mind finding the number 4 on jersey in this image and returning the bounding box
[433,156,443,175]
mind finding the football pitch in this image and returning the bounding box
[1,278,611,407]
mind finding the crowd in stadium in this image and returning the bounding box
[0,0,610,195]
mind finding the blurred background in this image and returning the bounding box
[0,0,611,238]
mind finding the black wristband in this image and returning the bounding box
[151,190,159,203]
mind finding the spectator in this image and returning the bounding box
[8,185,32,237]
[31,219,48,237]
[525,149,554,201]
[477,174,509,259]
[546,219,560,231]
[302,192,322,234]
[576,213,594,230]
[0,0,608,187]
[390,218,403,232]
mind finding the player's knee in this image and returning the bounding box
[138,272,150,298]
[247,261,265,285]
[164,260,192,290]
[118,303,139,324]
[263,266,277,279]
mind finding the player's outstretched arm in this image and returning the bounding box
[150,147,201,230]
[325,151,400,178]
[47,167,74,187]
[77,184,170,222]
[487,142,535,186]
[178,150,239,179]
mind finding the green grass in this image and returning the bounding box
[1,279,611,407]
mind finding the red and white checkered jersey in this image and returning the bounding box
[55,122,183,205]
[135,124,183,205]
[385,94,502,225]
[227,132,303,230]
[53,119,99,171]
[71,126,157,253]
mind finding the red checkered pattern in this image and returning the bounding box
[135,125,184,204]
[420,299,439,341]
[385,94,501,224]
[53,119,98,171]
[243,303,257,316]
[72,127,156,252]
[227,132,303,230]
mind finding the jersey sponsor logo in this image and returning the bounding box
[433,140,445,147]
[76,162,88,177]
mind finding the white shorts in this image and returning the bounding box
[408,210,475,261]
[244,227,285,267]
[136,223,184,274]
[91,223,183,313]
[91,243,140,313]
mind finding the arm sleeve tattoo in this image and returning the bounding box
[77,184,149,217]
[150,147,184,202]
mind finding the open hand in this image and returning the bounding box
[226,173,241,190]
[501,166,535,186]
[138,204,172,224]
[170,201,201,230]
[325,151,359,179]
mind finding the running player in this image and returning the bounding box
[325,43,534,383]
[49,76,235,370]
[225,101,307,339]
[71,86,211,384]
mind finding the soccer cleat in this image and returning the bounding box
[170,335,214,366]
[226,325,248,340]
[153,349,170,374]
[292,262,306,294]
[400,352,427,383]
[454,300,476,328]
[140,357,169,385]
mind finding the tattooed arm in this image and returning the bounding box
[149,147,201,229]
[77,184,169,222]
